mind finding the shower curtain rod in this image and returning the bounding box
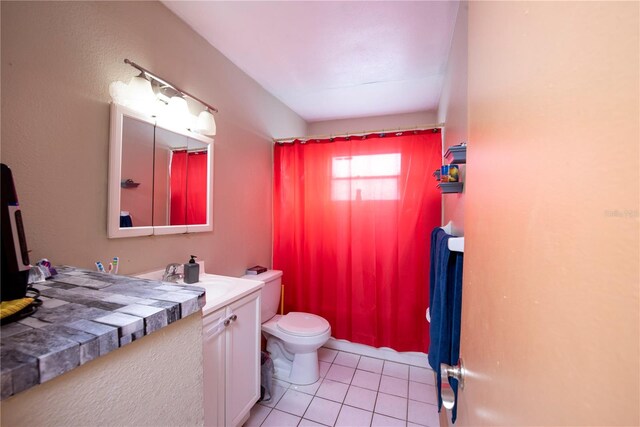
[273,123,444,144]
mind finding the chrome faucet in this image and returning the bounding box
[162,263,183,282]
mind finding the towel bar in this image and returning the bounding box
[448,237,464,252]
[440,222,465,253]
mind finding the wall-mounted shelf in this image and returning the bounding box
[437,182,463,194]
[121,179,140,189]
[436,142,466,194]
[444,143,467,164]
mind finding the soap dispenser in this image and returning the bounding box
[184,255,199,284]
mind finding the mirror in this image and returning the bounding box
[108,103,213,238]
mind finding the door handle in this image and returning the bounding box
[440,358,465,410]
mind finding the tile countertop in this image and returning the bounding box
[0,266,206,400]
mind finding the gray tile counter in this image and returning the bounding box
[0,266,205,400]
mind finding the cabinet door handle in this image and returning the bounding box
[223,314,238,327]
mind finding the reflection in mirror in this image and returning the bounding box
[154,127,188,226]
[120,116,154,227]
[185,137,209,225]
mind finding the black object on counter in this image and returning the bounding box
[184,255,199,284]
[1,164,30,301]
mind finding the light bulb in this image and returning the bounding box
[126,72,156,113]
[164,96,194,130]
[196,109,217,136]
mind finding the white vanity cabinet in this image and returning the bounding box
[203,290,261,427]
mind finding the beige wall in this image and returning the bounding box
[0,1,307,276]
[437,1,468,236]
[1,313,204,427]
[457,1,639,425]
[307,110,437,137]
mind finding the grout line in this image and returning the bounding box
[256,350,437,427]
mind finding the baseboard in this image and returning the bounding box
[323,337,430,368]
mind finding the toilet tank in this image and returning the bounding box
[241,270,282,323]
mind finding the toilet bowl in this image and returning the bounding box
[242,270,331,385]
[263,313,331,384]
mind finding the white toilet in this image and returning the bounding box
[242,270,331,385]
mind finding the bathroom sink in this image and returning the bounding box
[135,267,264,316]
[196,275,235,299]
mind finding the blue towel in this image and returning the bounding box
[428,227,464,423]
[120,214,133,228]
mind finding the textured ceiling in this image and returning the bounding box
[163,1,459,122]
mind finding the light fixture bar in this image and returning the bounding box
[124,58,219,114]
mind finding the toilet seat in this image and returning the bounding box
[277,312,330,337]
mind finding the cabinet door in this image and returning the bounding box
[226,291,261,427]
[203,307,227,427]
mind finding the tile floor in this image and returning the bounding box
[244,347,440,427]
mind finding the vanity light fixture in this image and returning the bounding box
[128,72,154,101]
[126,72,157,113]
[196,108,217,136]
[165,95,193,130]
[111,59,219,136]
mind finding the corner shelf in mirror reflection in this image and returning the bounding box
[121,179,140,189]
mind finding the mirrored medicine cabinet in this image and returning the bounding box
[108,103,213,238]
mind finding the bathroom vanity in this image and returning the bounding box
[1,266,263,427]
[137,268,264,427]
[202,283,261,427]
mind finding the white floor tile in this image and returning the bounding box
[318,347,338,363]
[409,366,435,385]
[325,364,356,384]
[261,381,288,408]
[408,422,426,427]
[303,396,342,426]
[375,392,408,420]
[407,400,439,427]
[298,419,326,427]
[319,361,331,378]
[261,409,301,427]
[290,378,322,396]
[334,351,361,368]
[383,361,409,380]
[371,413,407,427]
[357,356,384,374]
[335,405,373,427]
[351,369,382,391]
[275,389,313,417]
[243,404,271,427]
[344,385,378,411]
[316,379,349,403]
[408,381,437,405]
[379,375,409,398]
[275,378,292,388]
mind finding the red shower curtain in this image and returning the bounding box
[273,131,442,352]
[170,151,207,225]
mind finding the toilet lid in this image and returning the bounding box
[277,312,330,337]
